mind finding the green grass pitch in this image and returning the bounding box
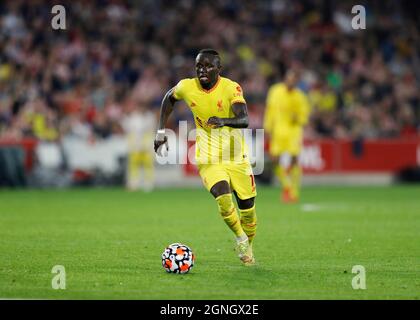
[0,185,419,299]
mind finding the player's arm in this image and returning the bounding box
[207,102,249,129]
[207,82,249,129]
[154,87,179,154]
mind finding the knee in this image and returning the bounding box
[237,197,255,210]
[210,180,231,198]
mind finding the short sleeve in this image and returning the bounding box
[229,81,246,105]
[173,79,186,100]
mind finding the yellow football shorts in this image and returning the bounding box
[197,160,257,200]
[269,132,303,157]
[128,151,153,171]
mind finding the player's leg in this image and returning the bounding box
[141,151,155,192]
[270,138,292,201]
[274,153,294,202]
[233,193,257,245]
[228,161,257,265]
[209,180,248,242]
[198,164,247,242]
[126,152,141,190]
[289,133,303,201]
[212,180,255,265]
[289,155,301,201]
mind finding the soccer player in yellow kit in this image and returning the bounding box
[154,49,257,265]
[122,104,156,192]
[264,70,310,203]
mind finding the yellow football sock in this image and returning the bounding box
[290,164,301,199]
[127,152,140,189]
[142,153,155,190]
[239,206,257,245]
[216,194,246,239]
[274,165,291,190]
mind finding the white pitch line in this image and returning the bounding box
[301,203,321,212]
[300,203,351,212]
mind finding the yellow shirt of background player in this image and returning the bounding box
[173,76,248,164]
[264,83,310,139]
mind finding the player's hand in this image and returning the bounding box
[207,116,225,128]
[154,130,169,156]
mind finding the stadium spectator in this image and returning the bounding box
[0,0,418,143]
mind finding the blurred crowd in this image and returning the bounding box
[0,0,419,143]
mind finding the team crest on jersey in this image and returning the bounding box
[233,86,243,98]
[217,100,223,112]
[190,102,196,107]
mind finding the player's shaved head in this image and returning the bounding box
[199,48,219,56]
[197,49,221,68]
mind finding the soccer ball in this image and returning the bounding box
[161,243,195,274]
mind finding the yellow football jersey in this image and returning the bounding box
[173,76,248,165]
[264,83,310,138]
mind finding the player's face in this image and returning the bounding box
[195,54,220,86]
[285,71,298,88]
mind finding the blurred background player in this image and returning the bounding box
[1,1,418,189]
[154,49,257,266]
[264,70,310,203]
[122,102,156,191]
